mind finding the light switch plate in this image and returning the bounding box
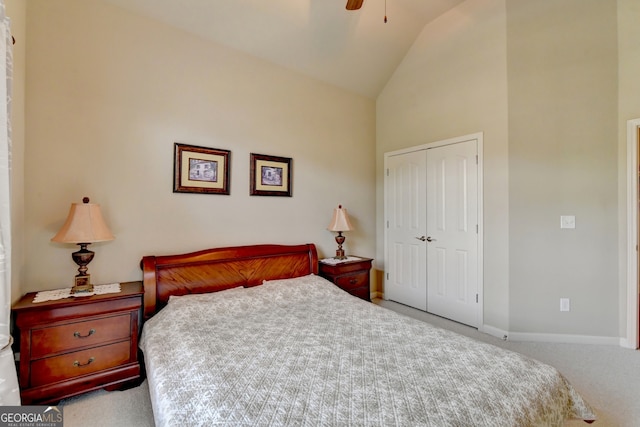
[560,215,575,229]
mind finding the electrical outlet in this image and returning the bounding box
[560,298,570,312]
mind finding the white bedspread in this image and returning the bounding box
[139,274,595,426]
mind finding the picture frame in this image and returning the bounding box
[250,153,292,197]
[173,143,231,195]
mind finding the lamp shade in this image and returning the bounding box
[51,198,115,244]
[327,205,354,232]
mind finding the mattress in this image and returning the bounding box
[139,274,595,426]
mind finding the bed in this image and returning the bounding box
[139,243,596,426]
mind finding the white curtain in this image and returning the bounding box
[0,0,20,406]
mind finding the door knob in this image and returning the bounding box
[426,236,436,242]
[416,236,426,241]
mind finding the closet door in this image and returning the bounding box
[426,140,479,327]
[384,150,428,310]
[384,137,480,328]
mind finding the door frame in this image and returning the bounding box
[383,132,484,328]
[625,118,640,349]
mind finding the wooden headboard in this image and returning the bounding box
[140,243,318,319]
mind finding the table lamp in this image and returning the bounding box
[51,197,115,293]
[327,204,353,260]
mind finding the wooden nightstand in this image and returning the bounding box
[319,257,373,301]
[12,281,143,404]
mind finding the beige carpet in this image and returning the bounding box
[59,299,640,426]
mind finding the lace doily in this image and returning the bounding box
[33,283,121,303]
[320,256,363,265]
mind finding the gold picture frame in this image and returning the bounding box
[173,143,231,194]
[250,153,292,197]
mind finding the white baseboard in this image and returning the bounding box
[478,324,509,341]
[474,324,619,346]
[505,331,620,346]
[619,337,637,349]
[377,294,624,346]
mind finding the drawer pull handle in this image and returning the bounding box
[349,279,357,284]
[73,357,95,368]
[73,329,96,338]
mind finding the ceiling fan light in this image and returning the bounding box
[346,0,364,11]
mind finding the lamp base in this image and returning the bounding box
[333,250,347,260]
[72,274,94,293]
[71,243,95,293]
[333,231,348,260]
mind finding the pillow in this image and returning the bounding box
[261,274,337,290]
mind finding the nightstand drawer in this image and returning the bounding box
[30,340,131,387]
[335,272,368,290]
[31,314,131,358]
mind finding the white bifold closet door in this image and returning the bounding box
[385,139,479,327]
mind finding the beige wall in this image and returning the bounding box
[20,0,376,293]
[377,0,510,330]
[507,0,618,336]
[618,0,640,335]
[11,0,640,340]
[377,0,633,339]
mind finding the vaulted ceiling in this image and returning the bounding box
[100,0,465,99]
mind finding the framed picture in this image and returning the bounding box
[173,143,230,194]
[250,153,292,197]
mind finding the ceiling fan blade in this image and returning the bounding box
[346,0,364,10]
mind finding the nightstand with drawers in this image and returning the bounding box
[319,256,373,301]
[12,281,143,404]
